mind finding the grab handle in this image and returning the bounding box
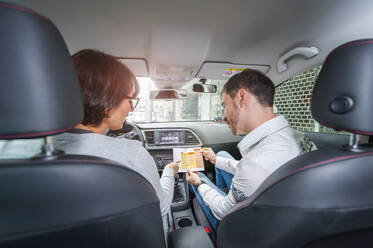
[277,46,320,73]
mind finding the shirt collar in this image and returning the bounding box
[237,115,289,155]
[67,128,93,134]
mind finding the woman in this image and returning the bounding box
[52,49,179,221]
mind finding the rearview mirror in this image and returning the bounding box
[192,82,217,93]
[150,89,188,100]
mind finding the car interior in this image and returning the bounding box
[1,0,373,247]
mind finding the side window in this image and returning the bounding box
[274,65,346,135]
[0,138,44,159]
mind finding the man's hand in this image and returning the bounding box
[201,147,217,164]
[186,169,201,186]
[164,160,181,176]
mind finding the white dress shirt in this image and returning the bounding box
[198,115,301,220]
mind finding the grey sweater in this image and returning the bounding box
[51,132,175,218]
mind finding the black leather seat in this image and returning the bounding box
[216,40,373,248]
[0,3,165,247]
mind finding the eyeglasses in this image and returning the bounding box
[124,96,140,110]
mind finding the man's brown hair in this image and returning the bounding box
[223,69,275,107]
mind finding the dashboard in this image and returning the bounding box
[108,121,242,170]
[106,121,242,209]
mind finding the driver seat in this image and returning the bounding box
[0,3,165,247]
[216,40,373,247]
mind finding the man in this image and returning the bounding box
[186,69,301,230]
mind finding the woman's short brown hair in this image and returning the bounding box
[72,49,139,126]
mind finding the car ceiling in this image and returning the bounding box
[8,0,373,86]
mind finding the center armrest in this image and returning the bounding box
[168,226,214,248]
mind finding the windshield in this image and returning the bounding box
[128,78,226,123]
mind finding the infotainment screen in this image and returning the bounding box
[159,131,182,144]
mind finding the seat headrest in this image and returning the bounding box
[311,39,373,135]
[0,2,83,139]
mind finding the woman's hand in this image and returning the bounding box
[164,160,181,176]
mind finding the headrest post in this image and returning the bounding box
[341,134,364,152]
[32,136,64,159]
[42,137,55,157]
[349,134,360,147]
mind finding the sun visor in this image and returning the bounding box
[118,58,149,77]
[153,79,191,89]
[197,62,270,80]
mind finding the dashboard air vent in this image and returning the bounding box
[184,131,199,145]
[145,131,155,145]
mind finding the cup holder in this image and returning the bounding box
[177,217,193,227]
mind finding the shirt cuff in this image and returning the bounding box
[197,183,210,195]
[215,156,231,170]
[161,167,174,178]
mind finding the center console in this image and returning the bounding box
[143,128,205,234]
[171,173,190,210]
[144,128,203,210]
[149,149,174,170]
[147,149,191,211]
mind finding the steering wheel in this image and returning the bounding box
[106,121,144,144]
